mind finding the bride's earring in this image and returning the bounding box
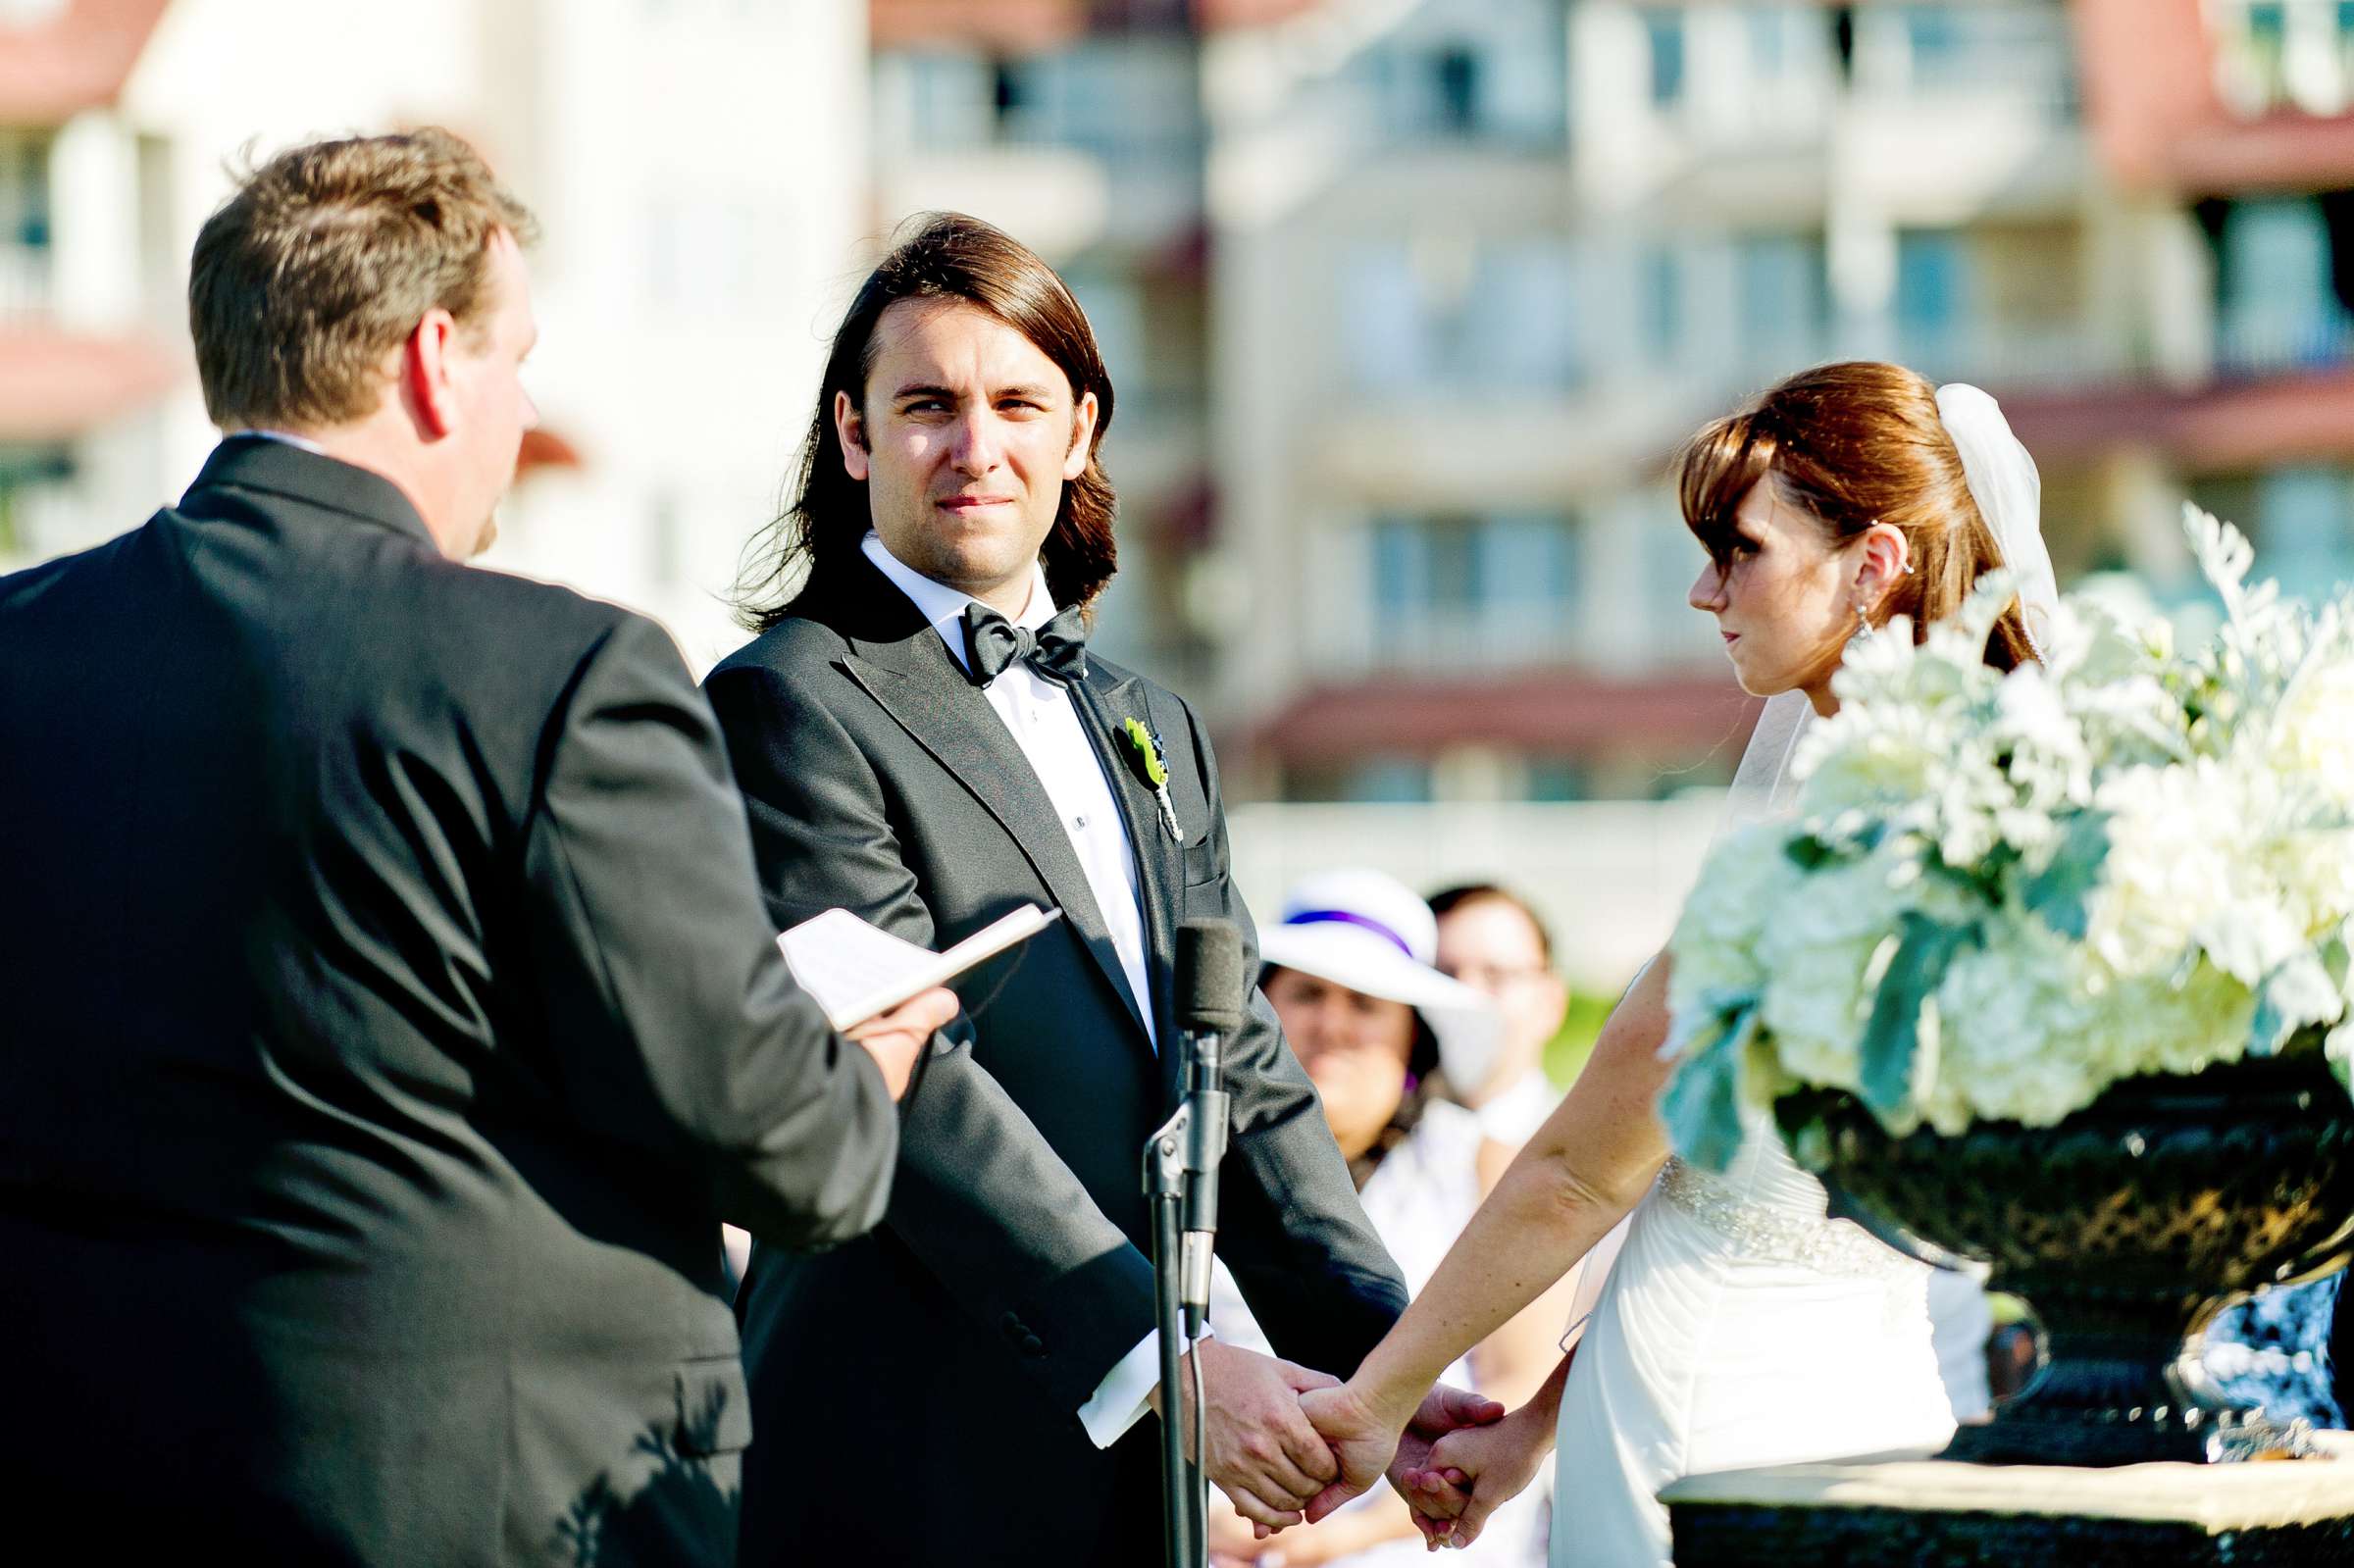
[1851,598,1877,646]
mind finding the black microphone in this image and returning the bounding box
[1174,919,1245,1339]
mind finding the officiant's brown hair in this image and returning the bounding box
[1677,362,2039,672]
[736,213,1118,630]
[188,128,537,430]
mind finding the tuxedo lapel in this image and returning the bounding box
[1072,670,1182,1085]
[831,569,1152,1045]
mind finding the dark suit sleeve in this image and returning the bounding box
[706,660,1156,1416]
[1163,690,1411,1374]
[520,616,900,1249]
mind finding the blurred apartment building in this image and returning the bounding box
[879,0,2354,814]
[0,0,869,671]
[2021,0,2354,603]
[868,0,1219,687]
[1206,0,2099,804]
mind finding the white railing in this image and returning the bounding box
[2210,0,2354,119]
[1315,607,1586,677]
[1850,3,2080,119]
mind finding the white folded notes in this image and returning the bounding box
[777,903,1061,1031]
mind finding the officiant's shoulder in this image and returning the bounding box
[400,548,669,687]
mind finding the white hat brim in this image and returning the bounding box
[1258,924,1502,1087]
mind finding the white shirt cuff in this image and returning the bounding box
[1077,1324,1215,1449]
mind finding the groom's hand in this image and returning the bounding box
[1150,1340,1342,1530]
[1298,1382,1505,1529]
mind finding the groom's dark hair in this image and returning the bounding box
[734,213,1119,632]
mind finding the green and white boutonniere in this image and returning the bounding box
[1118,716,1184,843]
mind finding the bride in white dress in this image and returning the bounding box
[1296,363,2059,1566]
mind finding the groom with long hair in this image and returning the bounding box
[706,214,1489,1564]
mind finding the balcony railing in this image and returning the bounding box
[1848,3,2081,122]
[1324,606,1585,676]
[2210,0,2354,119]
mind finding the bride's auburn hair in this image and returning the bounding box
[1677,361,2038,672]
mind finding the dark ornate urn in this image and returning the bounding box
[1780,1045,2354,1466]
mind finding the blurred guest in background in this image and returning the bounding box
[1207,871,1561,1568]
[1429,885,1569,1150]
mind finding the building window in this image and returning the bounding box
[1738,232,1829,373]
[1525,758,1590,803]
[1642,246,1682,363]
[0,445,71,560]
[1349,758,1434,803]
[2256,464,2354,597]
[1281,757,1435,803]
[1341,238,1576,394]
[883,50,998,148]
[1354,3,1567,147]
[2214,0,2354,116]
[1902,6,1966,86]
[0,132,50,323]
[993,60,1031,127]
[1646,8,1686,107]
[2217,196,2352,368]
[1895,228,1969,368]
[1436,46,1481,134]
[1365,511,1580,670]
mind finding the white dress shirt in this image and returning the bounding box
[861,532,1184,1444]
[240,429,331,455]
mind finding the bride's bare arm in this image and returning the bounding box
[1315,955,1678,1442]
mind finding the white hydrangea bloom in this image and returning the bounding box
[1666,819,1799,1019]
[1664,504,2354,1154]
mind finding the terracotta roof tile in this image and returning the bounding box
[0,0,173,127]
[0,326,182,441]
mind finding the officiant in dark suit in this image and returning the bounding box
[0,129,952,1564]
[705,215,1475,1567]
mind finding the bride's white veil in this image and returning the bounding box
[1714,382,2057,824]
[1936,381,2057,656]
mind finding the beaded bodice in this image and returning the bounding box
[1656,1137,1922,1283]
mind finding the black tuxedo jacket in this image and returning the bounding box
[704,554,1408,1566]
[0,439,900,1565]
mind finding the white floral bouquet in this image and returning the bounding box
[1663,508,2354,1172]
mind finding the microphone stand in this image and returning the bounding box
[1147,920,1242,1568]
[1145,1099,1202,1568]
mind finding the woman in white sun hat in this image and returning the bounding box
[1204,870,1564,1568]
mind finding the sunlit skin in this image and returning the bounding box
[252,227,538,562]
[834,297,1099,616]
[1263,967,1418,1164]
[438,229,539,557]
[1434,898,1567,1108]
[1688,480,1908,717]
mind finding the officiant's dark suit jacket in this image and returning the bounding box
[703,554,1409,1566]
[0,438,900,1565]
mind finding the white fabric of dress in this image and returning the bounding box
[1542,380,2038,1563]
[1547,1125,1955,1565]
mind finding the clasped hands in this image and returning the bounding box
[1158,1340,1528,1550]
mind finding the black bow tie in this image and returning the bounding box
[961,601,1089,686]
